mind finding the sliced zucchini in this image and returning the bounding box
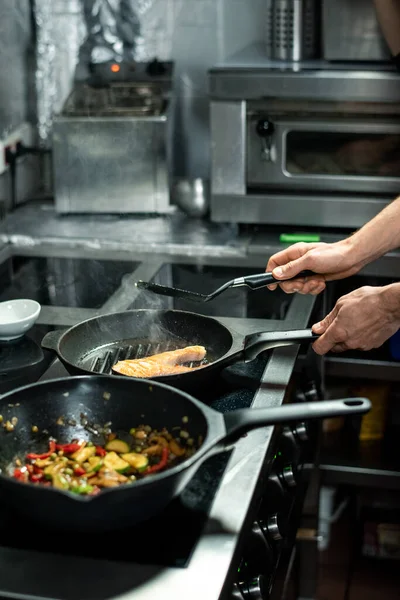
[34,458,52,468]
[105,439,130,454]
[122,452,149,472]
[85,456,103,473]
[71,446,96,463]
[52,473,69,490]
[44,461,64,477]
[70,484,94,495]
[104,451,130,473]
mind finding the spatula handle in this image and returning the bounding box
[238,270,316,290]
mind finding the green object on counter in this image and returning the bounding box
[279,233,321,243]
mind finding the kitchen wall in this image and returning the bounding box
[36,0,266,181]
[0,0,39,210]
[0,0,266,208]
[169,0,266,179]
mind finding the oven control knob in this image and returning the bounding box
[256,119,274,137]
[263,513,283,541]
[248,521,274,570]
[280,426,300,464]
[293,421,308,442]
[281,464,296,487]
[231,583,245,599]
[241,575,268,600]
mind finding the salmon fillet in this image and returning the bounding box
[112,345,206,378]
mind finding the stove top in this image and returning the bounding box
[0,255,139,309]
[0,356,265,570]
[0,325,55,394]
[0,248,316,600]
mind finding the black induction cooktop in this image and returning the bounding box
[0,256,139,308]
[0,250,299,579]
[0,354,267,568]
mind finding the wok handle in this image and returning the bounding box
[243,329,319,363]
[233,270,315,290]
[222,398,371,443]
[41,329,65,351]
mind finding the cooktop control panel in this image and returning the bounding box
[231,419,310,599]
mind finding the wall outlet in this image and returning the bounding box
[0,122,34,175]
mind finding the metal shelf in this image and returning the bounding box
[296,354,400,381]
[308,435,400,490]
[317,462,400,490]
[325,356,400,382]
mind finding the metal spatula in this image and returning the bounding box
[135,270,314,303]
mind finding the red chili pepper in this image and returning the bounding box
[30,473,44,483]
[74,467,86,476]
[95,446,107,457]
[55,443,81,454]
[146,447,169,474]
[26,440,57,461]
[26,451,50,460]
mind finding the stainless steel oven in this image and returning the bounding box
[247,100,400,195]
[209,49,400,229]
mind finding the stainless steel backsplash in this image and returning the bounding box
[0,0,264,205]
[0,0,34,139]
[32,0,265,180]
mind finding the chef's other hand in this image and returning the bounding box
[311,286,400,355]
[266,241,358,294]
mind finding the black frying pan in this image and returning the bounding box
[0,376,370,532]
[41,309,318,392]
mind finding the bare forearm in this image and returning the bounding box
[382,282,400,321]
[344,195,400,267]
[373,0,400,55]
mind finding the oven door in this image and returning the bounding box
[247,117,400,194]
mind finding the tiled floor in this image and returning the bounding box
[317,507,399,600]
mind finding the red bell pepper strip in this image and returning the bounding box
[146,447,169,474]
[13,468,28,482]
[55,443,82,454]
[26,440,56,460]
[30,473,44,483]
[74,467,86,476]
[95,446,107,457]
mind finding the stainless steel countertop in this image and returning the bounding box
[1,200,400,277]
[0,201,247,259]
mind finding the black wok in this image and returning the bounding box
[41,309,319,392]
[0,375,370,532]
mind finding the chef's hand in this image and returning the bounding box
[311,285,400,355]
[266,241,360,294]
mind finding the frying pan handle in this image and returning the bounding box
[222,398,371,443]
[41,329,65,351]
[243,329,319,363]
[238,270,315,290]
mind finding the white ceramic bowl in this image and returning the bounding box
[0,299,41,341]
